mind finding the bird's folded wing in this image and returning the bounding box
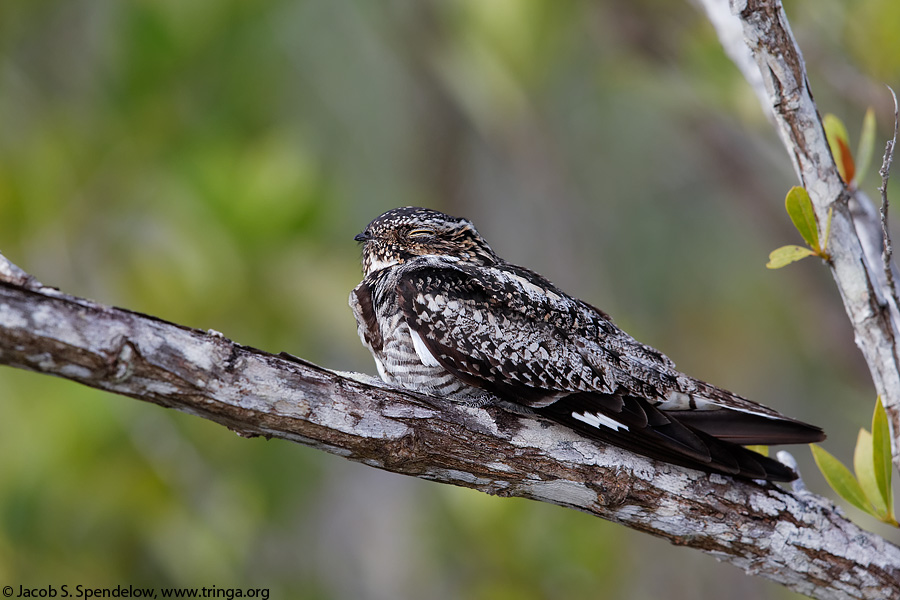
[396,261,618,404]
[396,261,823,447]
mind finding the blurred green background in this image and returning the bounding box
[1,0,899,598]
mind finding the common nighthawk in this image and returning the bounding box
[350,207,824,481]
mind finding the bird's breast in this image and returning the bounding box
[354,275,474,398]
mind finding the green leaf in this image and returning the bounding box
[766,245,816,269]
[855,108,876,186]
[745,445,769,457]
[872,397,896,523]
[785,186,820,250]
[824,113,855,183]
[853,429,889,518]
[811,444,873,515]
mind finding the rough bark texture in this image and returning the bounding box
[2,2,899,598]
[697,0,900,475]
[0,256,898,600]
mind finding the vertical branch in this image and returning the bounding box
[696,0,900,467]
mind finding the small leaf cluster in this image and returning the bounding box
[811,398,898,527]
[766,187,832,269]
[766,110,875,270]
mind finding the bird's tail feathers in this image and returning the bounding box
[536,392,806,481]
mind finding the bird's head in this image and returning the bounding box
[355,207,498,275]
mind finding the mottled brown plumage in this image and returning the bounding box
[350,207,824,481]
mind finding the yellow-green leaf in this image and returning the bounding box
[766,245,816,269]
[853,429,889,517]
[855,108,876,186]
[811,444,872,515]
[785,186,819,250]
[872,397,896,523]
[824,113,855,183]
[745,445,769,457]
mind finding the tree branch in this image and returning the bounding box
[696,0,900,471]
[2,3,898,597]
[0,251,898,598]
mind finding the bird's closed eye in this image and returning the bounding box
[407,228,435,239]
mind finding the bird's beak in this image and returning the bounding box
[354,232,370,242]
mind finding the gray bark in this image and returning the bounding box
[696,0,900,472]
[0,254,898,599]
[1,2,899,597]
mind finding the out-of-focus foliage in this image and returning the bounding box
[824,113,856,184]
[0,1,897,598]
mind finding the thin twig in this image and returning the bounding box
[880,86,900,312]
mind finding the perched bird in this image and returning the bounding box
[350,207,824,481]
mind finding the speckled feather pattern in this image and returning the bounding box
[350,207,824,480]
